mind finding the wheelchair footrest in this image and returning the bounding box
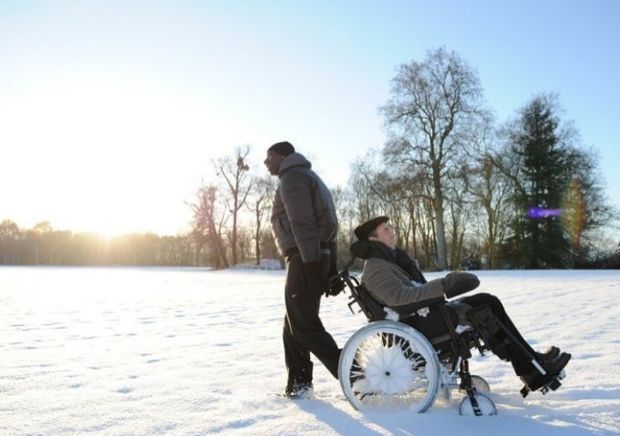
[520,370,565,398]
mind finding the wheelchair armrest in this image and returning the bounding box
[391,297,447,318]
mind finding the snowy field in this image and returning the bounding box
[1,266,619,435]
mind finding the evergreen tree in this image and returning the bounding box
[503,94,612,267]
[510,95,569,267]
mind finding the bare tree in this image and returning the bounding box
[465,151,512,269]
[0,219,21,264]
[247,175,276,265]
[348,155,384,223]
[382,47,488,269]
[214,146,252,266]
[190,183,229,268]
[348,154,437,268]
[236,227,253,264]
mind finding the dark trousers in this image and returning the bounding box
[404,293,538,376]
[282,254,341,383]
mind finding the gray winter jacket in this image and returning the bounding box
[362,257,445,307]
[270,153,338,263]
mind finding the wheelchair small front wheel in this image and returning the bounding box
[459,375,491,394]
[338,321,442,413]
[459,392,497,416]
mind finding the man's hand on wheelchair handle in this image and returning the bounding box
[326,274,346,297]
[325,262,345,297]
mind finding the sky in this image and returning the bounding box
[1,0,618,236]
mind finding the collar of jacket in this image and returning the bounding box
[351,240,426,283]
[278,152,311,177]
[351,240,393,261]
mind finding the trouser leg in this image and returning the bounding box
[460,293,537,375]
[283,315,313,383]
[282,254,341,380]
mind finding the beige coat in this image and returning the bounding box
[362,257,445,307]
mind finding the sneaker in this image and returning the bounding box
[521,352,571,392]
[284,382,314,399]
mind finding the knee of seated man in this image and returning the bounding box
[466,304,501,334]
[470,293,504,311]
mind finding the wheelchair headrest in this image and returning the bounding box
[350,240,371,259]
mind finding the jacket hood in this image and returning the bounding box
[279,152,311,176]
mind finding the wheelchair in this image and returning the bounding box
[334,261,503,416]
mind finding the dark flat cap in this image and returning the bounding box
[354,216,389,240]
[267,141,295,157]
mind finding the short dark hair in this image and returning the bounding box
[267,141,295,157]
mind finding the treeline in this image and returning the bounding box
[189,48,617,270]
[2,48,617,269]
[0,221,197,266]
[340,85,615,268]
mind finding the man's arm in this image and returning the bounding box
[364,259,445,307]
[279,171,321,263]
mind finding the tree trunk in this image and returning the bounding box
[433,174,448,270]
[231,203,238,265]
[255,207,261,266]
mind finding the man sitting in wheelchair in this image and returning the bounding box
[350,216,571,397]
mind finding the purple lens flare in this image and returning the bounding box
[527,207,562,219]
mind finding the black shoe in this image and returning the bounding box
[535,346,560,362]
[284,382,314,399]
[521,352,571,392]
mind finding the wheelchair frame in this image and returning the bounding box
[334,259,497,415]
[334,258,564,414]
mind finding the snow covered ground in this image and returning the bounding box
[1,267,619,435]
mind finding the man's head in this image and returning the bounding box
[354,216,396,249]
[264,141,295,175]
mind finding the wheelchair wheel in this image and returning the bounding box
[339,321,442,413]
[459,392,497,416]
[459,375,491,394]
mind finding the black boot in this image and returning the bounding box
[284,380,314,399]
[535,346,560,362]
[284,366,314,399]
[521,352,571,392]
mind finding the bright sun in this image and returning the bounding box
[96,229,121,241]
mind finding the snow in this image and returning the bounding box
[1,267,619,435]
[230,259,283,271]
